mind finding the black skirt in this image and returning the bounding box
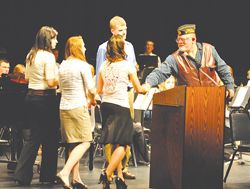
[99,102,134,145]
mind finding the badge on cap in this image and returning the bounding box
[177,24,196,36]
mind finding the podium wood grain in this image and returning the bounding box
[150,86,225,189]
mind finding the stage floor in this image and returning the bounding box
[1,152,250,189]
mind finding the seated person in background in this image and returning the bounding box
[0,59,10,90]
[138,40,161,83]
[0,63,28,161]
[247,69,250,86]
[0,59,10,76]
[139,40,161,67]
[1,63,28,98]
[10,64,27,84]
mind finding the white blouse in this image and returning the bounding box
[25,50,58,90]
[59,58,94,110]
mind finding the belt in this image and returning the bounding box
[27,89,56,96]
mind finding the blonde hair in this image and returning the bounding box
[65,36,86,61]
[109,16,126,30]
[13,64,25,74]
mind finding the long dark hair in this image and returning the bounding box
[26,26,58,66]
[106,34,127,63]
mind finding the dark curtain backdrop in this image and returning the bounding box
[0,0,248,85]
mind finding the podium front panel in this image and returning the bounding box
[150,86,225,189]
[150,105,185,189]
[183,87,225,189]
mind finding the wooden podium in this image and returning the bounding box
[149,86,225,189]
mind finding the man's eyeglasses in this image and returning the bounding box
[176,37,191,43]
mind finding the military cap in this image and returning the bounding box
[177,24,196,36]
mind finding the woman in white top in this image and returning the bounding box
[14,26,59,185]
[56,36,96,189]
[97,35,146,189]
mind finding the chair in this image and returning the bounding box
[0,90,21,170]
[0,126,17,167]
[223,108,250,182]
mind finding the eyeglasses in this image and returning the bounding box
[176,37,191,43]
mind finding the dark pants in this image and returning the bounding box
[133,123,150,163]
[14,94,60,184]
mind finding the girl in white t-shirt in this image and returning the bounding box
[14,26,59,186]
[97,34,146,189]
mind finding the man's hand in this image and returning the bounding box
[226,89,235,100]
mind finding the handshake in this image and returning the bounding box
[138,83,151,94]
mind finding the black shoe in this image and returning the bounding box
[122,171,136,179]
[51,176,64,185]
[115,177,127,189]
[15,179,30,186]
[40,178,63,185]
[137,160,150,166]
[98,171,111,189]
[71,181,88,189]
